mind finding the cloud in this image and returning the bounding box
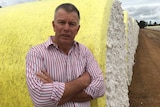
[0,0,7,7]
[0,0,36,7]
[120,0,160,24]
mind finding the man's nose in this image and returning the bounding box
[64,23,70,31]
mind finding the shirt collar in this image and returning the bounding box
[44,36,79,49]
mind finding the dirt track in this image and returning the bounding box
[129,29,160,107]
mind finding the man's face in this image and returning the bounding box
[53,8,80,45]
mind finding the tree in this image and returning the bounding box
[153,22,157,26]
[149,21,152,26]
[138,20,147,28]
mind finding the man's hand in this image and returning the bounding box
[58,71,91,105]
[36,70,53,83]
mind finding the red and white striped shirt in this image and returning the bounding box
[26,36,105,107]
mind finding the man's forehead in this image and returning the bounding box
[55,8,77,15]
[55,9,79,19]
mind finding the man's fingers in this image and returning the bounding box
[36,72,43,78]
[41,70,49,76]
[36,71,53,83]
[37,73,48,83]
[36,72,47,79]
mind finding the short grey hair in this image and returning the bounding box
[54,3,80,20]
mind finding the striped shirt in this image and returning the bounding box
[26,36,105,107]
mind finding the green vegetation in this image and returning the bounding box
[137,20,160,29]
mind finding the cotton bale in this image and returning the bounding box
[146,26,160,31]
[0,0,115,106]
[127,17,139,85]
[0,0,140,107]
[106,0,129,107]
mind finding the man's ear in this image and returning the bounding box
[52,21,55,27]
[77,25,80,32]
[52,21,55,31]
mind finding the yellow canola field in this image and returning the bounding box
[0,0,114,106]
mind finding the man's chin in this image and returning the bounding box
[60,39,73,45]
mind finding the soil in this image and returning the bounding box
[129,29,160,107]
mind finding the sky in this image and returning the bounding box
[0,0,160,24]
[0,0,36,7]
[119,0,160,24]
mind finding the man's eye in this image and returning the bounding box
[58,21,65,24]
[69,22,76,26]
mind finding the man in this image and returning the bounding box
[26,3,105,107]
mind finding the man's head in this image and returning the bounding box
[52,3,80,46]
[54,3,80,21]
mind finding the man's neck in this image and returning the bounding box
[58,44,72,54]
[52,37,73,54]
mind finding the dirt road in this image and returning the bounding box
[129,29,160,107]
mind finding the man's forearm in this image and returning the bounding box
[37,71,91,105]
[58,72,91,105]
[70,91,93,102]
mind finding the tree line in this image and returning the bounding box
[137,20,160,29]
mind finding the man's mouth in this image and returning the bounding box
[62,34,70,38]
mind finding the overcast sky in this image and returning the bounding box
[119,0,160,24]
[0,0,36,7]
[0,0,160,24]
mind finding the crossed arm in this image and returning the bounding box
[26,48,105,106]
[37,70,93,105]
